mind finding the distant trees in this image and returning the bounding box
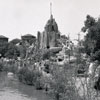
[5,43,20,59]
[0,38,21,58]
[0,42,8,57]
[82,15,100,62]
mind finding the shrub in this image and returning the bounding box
[18,67,34,85]
[17,67,44,89]
[35,76,44,90]
[0,62,4,71]
[48,63,83,100]
[2,60,18,74]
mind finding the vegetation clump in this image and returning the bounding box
[17,65,44,89]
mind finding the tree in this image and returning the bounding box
[0,42,8,57]
[5,43,20,59]
[82,15,100,62]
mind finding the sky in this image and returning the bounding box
[0,0,100,41]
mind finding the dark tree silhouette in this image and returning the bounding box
[82,15,100,62]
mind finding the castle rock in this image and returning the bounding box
[37,15,60,49]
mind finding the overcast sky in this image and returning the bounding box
[0,0,100,41]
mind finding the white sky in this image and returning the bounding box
[0,0,100,41]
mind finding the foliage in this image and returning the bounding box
[82,15,100,62]
[0,38,21,58]
[48,61,100,100]
[0,42,8,57]
[44,62,50,73]
[60,35,68,45]
[31,49,43,62]
[1,60,18,73]
[17,44,26,59]
[34,76,44,90]
[48,63,81,100]
[18,67,36,85]
[5,43,20,59]
[0,60,4,71]
[0,59,18,73]
[17,66,44,89]
[31,48,53,62]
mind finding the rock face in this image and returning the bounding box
[37,31,41,49]
[37,15,60,49]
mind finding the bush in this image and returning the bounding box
[2,60,18,74]
[0,60,8,72]
[48,63,83,100]
[17,67,44,89]
[18,67,34,85]
[35,77,44,90]
[0,62,4,71]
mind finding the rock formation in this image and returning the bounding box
[37,15,60,49]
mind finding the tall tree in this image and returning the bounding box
[82,15,100,62]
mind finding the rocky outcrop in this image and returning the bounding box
[37,31,41,49]
[37,15,60,49]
